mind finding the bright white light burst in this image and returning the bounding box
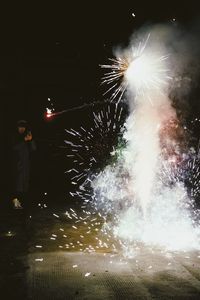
[101,33,171,103]
[125,53,170,95]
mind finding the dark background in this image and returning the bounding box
[1,1,200,201]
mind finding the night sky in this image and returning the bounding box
[1,2,199,121]
[1,1,199,196]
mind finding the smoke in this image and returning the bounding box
[91,22,200,253]
[119,25,175,218]
[114,23,200,114]
[114,183,200,251]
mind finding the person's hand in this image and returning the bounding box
[24,131,33,141]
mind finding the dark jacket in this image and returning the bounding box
[12,133,36,193]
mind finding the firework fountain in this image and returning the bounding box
[90,27,200,254]
[64,25,200,256]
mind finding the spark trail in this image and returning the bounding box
[65,102,127,199]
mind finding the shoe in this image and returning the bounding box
[13,198,23,209]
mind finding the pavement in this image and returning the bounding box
[1,195,200,299]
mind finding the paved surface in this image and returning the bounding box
[1,198,200,299]
[27,251,200,300]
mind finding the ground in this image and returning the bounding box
[1,194,200,299]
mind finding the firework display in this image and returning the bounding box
[38,26,200,258]
[63,28,200,255]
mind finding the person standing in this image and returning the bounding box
[12,120,36,209]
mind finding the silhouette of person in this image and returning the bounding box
[12,120,36,209]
